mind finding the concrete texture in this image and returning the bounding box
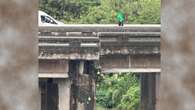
[0,0,39,110]
[39,24,160,32]
[100,54,160,73]
[131,54,160,68]
[158,0,195,110]
[39,60,69,73]
[69,61,96,110]
[39,25,160,60]
[56,79,70,110]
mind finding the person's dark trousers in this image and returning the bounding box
[118,21,124,26]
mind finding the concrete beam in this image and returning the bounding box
[98,32,160,37]
[100,54,160,70]
[39,45,99,60]
[39,36,99,43]
[39,59,69,73]
[38,73,68,78]
[39,43,99,47]
[102,68,161,74]
[39,24,160,32]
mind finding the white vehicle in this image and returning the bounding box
[38,11,64,26]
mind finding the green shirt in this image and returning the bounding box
[116,11,125,22]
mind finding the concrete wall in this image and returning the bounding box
[131,54,160,68]
[39,60,69,73]
[100,54,160,70]
[0,1,39,110]
[100,55,130,69]
[159,0,195,110]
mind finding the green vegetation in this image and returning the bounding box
[96,73,140,110]
[39,0,160,24]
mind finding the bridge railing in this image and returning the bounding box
[99,31,160,55]
[39,24,160,33]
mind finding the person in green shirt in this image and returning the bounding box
[116,10,125,26]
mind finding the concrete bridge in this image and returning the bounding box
[38,24,160,110]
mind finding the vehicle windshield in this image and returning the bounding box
[41,15,57,24]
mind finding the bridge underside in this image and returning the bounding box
[39,54,160,78]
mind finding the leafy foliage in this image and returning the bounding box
[39,0,160,24]
[96,73,140,110]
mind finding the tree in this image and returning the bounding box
[96,73,140,110]
[39,0,99,23]
[39,0,160,24]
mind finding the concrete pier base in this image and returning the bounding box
[57,79,70,110]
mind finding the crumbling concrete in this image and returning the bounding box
[69,60,96,110]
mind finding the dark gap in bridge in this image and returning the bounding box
[39,78,59,110]
[140,73,159,110]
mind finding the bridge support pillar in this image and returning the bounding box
[140,73,157,110]
[69,60,96,110]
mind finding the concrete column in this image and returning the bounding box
[57,79,70,110]
[79,61,85,75]
[155,73,160,109]
[140,73,156,110]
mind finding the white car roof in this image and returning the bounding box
[39,10,48,15]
